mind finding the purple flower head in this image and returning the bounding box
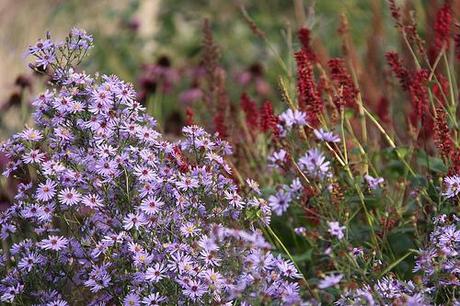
[364,174,384,190]
[279,109,308,129]
[38,235,68,251]
[269,189,292,216]
[318,273,343,289]
[328,221,346,240]
[443,175,460,199]
[299,148,331,179]
[314,128,340,143]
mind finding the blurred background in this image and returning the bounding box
[0,0,402,136]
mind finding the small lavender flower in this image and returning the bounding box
[268,149,287,168]
[314,128,340,143]
[328,221,346,240]
[318,273,343,289]
[123,293,141,306]
[294,227,307,236]
[269,189,292,216]
[364,174,384,190]
[36,179,57,202]
[38,235,68,251]
[58,188,81,206]
[298,148,331,179]
[443,175,460,198]
[279,109,307,129]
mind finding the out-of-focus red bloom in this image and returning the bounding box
[213,112,228,139]
[449,151,460,175]
[433,74,449,105]
[455,24,460,60]
[433,2,452,52]
[433,106,455,159]
[298,27,316,62]
[185,107,194,126]
[408,69,429,127]
[240,93,259,130]
[294,50,322,127]
[385,52,411,91]
[388,0,402,27]
[260,100,279,137]
[376,96,390,124]
[328,58,358,109]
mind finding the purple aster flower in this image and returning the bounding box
[279,109,307,129]
[140,196,164,215]
[58,188,81,206]
[27,38,53,55]
[38,235,68,251]
[314,128,340,143]
[176,175,199,191]
[123,213,147,230]
[277,258,302,279]
[142,292,167,305]
[269,189,292,216]
[182,279,207,301]
[180,222,200,238]
[298,148,331,179]
[364,174,384,190]
[268,149,287,168]
[294,227,307,236]
[318,273,343,289]
[328,221,346,240]
[81,194,104,209]
[133,165,155,181]
[22,149,45,164]
[35,50,56,69]
[443,175,460,199]
[20,128,43,142]
[36,179,57,202]
[18,252,43,272]
[351,247,364,257]
[123,293,141,306]
[145,262,167,283]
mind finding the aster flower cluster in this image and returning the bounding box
[336,214,460,305]
[27,28,93,81]
[0,30,304,305]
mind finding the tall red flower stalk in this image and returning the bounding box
[185,107,194,126]
[213,112,228,139]
[260,100,279,137]
[240,93,259,130]
[433,2,452,52]
[408,69,429,127]
[385,52,411,91]
[455,24,460,61]
[433,106,455,159]
[376,96,390,124]
[298,27,316,62]
[294,50,322,127]
[327,58,359,109]
[388,0,402,28]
